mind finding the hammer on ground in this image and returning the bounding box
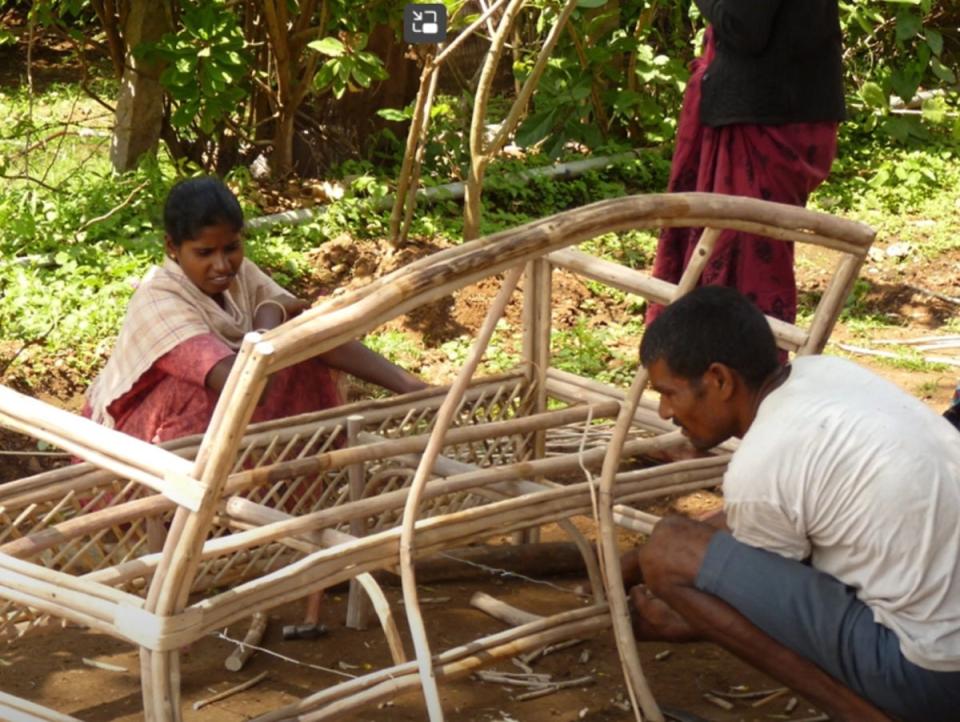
[282,590,329,641]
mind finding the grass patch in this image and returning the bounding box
[3,74,960,394]
[811,127,960,258]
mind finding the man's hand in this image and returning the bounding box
[628,584,698,642]
[620,546,645,591]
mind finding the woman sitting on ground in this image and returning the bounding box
[84,176,426,443]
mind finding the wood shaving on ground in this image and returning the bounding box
[81,657,127,673]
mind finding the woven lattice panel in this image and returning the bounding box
[0,472,163,640]
[192,376,538,593]
[0,375,540,642]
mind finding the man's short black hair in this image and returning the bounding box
[640,286,780,389]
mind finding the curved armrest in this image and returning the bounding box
[0,386,205,511]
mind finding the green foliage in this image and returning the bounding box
[310,34,388,99]
[552,319,609,377]
[579,229,658,269]
[141,1,249,137]
[812,127,960,263]
[478,148,670,235]
[817,124,959,215]
[551,317,642,387]
[365,329,424,370]
[431,320,519,376]
[514,0,690,155]
[842,0,959,143]
[0,163,170,365]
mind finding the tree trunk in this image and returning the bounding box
[463,159,487,241]
[272,106,297,178]
[110,0,171,172]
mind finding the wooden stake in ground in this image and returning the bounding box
[225,612,268,672]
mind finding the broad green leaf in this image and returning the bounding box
[377,108,411,122]
[859,82,887,110]
[931,58,957,85]
[576,0,608,7]
[925,29,943,56]
[515,108,560,148]
[309,37,346,57]
[883,116,914,143]
[920,97,947,124]
[579,122,603,149]
[352,66,372,88]
[890,67,922,105]
[894,11,920,42]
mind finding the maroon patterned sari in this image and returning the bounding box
[647,30,839,325]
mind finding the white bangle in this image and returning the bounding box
[254,299,288,323]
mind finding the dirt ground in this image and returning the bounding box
[4,234,960,720]
[2,520,820,722]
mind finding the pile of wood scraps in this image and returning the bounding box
[702,685,827,721]
[473,639,594,702]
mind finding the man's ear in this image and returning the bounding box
[704,362,737,401]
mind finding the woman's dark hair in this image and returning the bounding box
[163,176,244,246]
[640,286,779,390]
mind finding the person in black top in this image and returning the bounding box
[646,0,846,327]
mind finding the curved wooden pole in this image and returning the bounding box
[354,572,407,665]
[596,369,659,721]
[596,226,722,721]
[398,265,523,722]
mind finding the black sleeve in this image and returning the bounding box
[693,0,783,55]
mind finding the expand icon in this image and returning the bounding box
[404,3,447,44]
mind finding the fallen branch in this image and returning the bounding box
[0,173,64,193]
[192,671,269,710]
[518,638,584,665]
[76,180,150,235]
[0,318,59,379]
[907,284,960,307]
[710,686,786,700]
[874,334,960,347]
[474,670,552,687]
[702,693,734,711]
[751,688,788,708]
[835,342,960,368]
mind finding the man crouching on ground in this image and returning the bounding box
[620,286,960,722]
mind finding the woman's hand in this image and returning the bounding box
[318,340,429,396]
[253,296,310,331]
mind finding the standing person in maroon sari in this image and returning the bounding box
[647,1,845,325]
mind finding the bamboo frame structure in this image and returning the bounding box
[0,193,875,721]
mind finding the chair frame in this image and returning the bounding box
[0,192,875,721]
